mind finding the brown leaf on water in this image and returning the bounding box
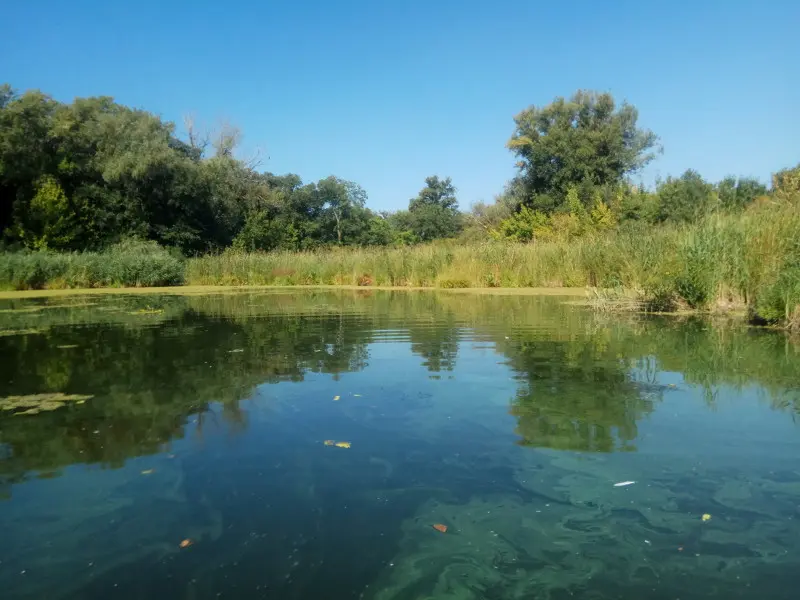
[432,524,448,533]
[179,539,193,548]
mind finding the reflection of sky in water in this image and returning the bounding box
[1,291,799,599]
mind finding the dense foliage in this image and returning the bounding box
[0,84,462,253]
[2,82,799,325]
[2,82,791,255]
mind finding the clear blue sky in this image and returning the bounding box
[2,0,798,211]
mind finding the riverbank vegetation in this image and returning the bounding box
[1,83,798,326]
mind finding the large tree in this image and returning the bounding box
[405,176,463,241]
[508,91,659,210]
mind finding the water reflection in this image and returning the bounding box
[1,291,799,485]
[1,290,799,600]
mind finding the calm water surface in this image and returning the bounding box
[1,290,799,599]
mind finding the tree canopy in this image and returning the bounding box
[0,83,783,254]
[507,91,659,211]
[0,85,463,253]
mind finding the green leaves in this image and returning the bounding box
[508,91,660,211]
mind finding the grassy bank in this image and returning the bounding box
[186,197,800,328]
[1,197,798,328]
[0,240,184,290]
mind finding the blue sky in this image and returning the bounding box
[2,0,798,211]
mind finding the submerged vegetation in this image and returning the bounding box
[1,83,798,326]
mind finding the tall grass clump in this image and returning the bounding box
[0,240,184,290]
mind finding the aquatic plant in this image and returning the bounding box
[0,393,93,416]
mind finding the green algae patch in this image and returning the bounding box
[0,328,44,337]
[1,393,94,416]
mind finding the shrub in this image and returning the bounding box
[0,240,184,290]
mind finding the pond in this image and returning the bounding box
[1,289,799,600]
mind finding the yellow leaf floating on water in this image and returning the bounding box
[129,308,164,316]
[323,440,336,446]
[334,441,351,448]
[333,395,341,401]
[702,513,712,522]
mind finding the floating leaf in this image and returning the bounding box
[333,395,341,401]
[141,469,154,475]
[432,524,448,533]
[228,348,244,353]
[179,539,193,548]
[1,393,94,416]
[129,308,164,316]
[57,344,79,349]
[701,513,712,522]
[323,440,336,446]
[334,441,351,448]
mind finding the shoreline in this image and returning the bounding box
[0,284,590,300]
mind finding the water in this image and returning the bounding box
[1,290,799,600]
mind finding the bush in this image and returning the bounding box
[0,240,184,290]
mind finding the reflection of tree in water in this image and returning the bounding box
[2,290,799,489]
[503,334,656,453]
[0,307,375,486]
[408,322,459,372]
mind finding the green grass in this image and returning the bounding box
[186,196,800,328]
[0,240,184,290]
[2,197,798,328]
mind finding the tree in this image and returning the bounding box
[716,176,768,210]
[654,170,716,223]
[409,175,458,211]
[317,176,367,245]
[507,91,659,210]
[406,176,462,241]
[772,164,800,200]
[19,176,79,249]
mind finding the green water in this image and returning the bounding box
[1,290,799,600]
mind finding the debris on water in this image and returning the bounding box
[333,395,341,401]
[324,440,351,448]
[56,344,79,349]
[432,524,448,533]
[140,469,154,475]
[644,539,651,545]
[228,348,244,353]
[614,481,636,487]
[702,513,712,522]
[179,539,193,548]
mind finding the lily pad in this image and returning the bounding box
[0,393,94,416]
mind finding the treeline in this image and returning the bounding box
[473,91,799,241]
[2,83,798,254]
[0,83,461,253]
